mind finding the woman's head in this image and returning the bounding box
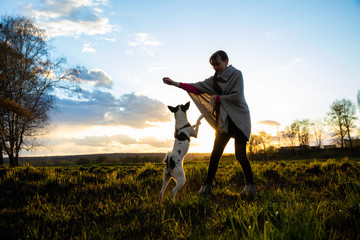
[210,50,229,74]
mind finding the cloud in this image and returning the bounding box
[71,67,113,88]
[127,33,161,56]
[82,43,96,53]
[128,33,161,46]
[54,91,171,129]
[103,37,116,42]
[294,58,303,62]
[23,0,117,37]
[105,93,172,128]
[70,134,173,148]
[139,136,173,148]
[257,120,281,127]
[71,134,137,147]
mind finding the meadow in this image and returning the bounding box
[0,156,359,239]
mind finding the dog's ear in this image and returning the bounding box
[168,105,179,113]
[181,102,190,112]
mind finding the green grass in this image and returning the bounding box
[0,157,359,239]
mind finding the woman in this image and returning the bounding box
[163,50,257,198]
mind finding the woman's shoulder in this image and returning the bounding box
[229,65,242,74]
[224,65,242,80]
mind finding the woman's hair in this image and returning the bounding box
[209,50,229,66]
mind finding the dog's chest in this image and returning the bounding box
[173,134,190,153]
[167,138,190,169]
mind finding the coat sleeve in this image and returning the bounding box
[189,76,218,95]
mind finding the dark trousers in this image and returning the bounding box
[205,118,254,185]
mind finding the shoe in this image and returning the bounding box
[197,183,212,196]
[240,184,258,198]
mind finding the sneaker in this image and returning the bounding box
[240,184,258,198]
[197,183,212,196]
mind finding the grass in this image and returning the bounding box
[0,157,359,239]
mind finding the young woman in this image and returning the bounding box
[163,50,257,198]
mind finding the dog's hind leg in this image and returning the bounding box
[159,171,171,203]
[171,172,186,202]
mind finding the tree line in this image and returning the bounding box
[249,97,360,159]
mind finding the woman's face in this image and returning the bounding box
[212,56,228,74]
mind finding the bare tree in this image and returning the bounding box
[248,134,261,160]
[326,99,357,148]
[258,131,273,160]
[292,119,312,148]
[311,118,326,148]
[357,90,360,110]
[342,99,357,148]
[280,125,297,148]
[0,16,67,166]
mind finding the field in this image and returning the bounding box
[0,156,359,239]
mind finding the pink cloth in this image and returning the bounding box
[179,82,221,103]
[179,82,203,94]
[215,95,221,103]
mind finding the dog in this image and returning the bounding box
[159,101,203,203]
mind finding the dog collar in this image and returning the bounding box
[176,123,191,132]
[175,132,190,142]
[175,123,191,141]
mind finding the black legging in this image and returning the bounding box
[205,118,254,185]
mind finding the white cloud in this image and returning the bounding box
[294,58,303,62]
[128,33,161,47]
[70,134,172,148]
[70,67,113,88]
[257,120,281,127]
[82,43,96,53]
[126,33,161,56]
[71,134,138,147]
[54,91,172,129]
[105,93,172,128]
[103,37,116,42]
[22,0,117,37]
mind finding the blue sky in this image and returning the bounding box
[1,0,359,155]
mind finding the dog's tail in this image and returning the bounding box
[164,152,175,169]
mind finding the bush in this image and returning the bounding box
[77,157,91,165]
[96,156,107,163]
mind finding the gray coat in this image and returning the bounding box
[189,65,251,140]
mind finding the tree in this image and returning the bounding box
[258,131,273,160]
[248,134,261,159]
[291,119,312,148]
[357,90,360,110]
[341,99,357,148]
[0,16,66,166]
[280,125,297,148]
[326,99,357,148]
[311,118,326,148]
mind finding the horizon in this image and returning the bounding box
[1,0,359,157]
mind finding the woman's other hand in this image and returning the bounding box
[163,77,180,87]
[210,95,217,108]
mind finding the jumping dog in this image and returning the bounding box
[159,101,203,203]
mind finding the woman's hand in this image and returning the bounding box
[163,77,180,87]
[210,95,217,108]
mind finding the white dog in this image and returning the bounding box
[159,102,203,203]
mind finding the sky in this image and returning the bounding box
[1,0,359,156]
